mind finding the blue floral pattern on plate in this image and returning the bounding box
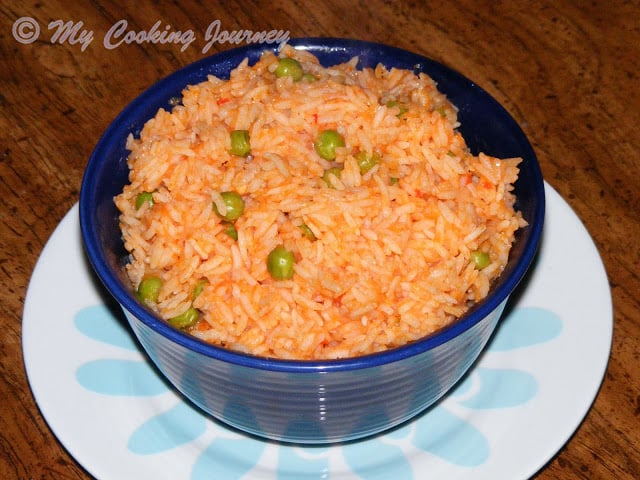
[74,304,562,479]
[23,189,614,478]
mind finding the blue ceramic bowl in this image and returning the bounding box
[80,38,544,444]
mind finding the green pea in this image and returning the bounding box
[386,100,408,117]
[314,129,345,160]
[301,73,317,82]
[213,191,244,221]
[223,221,238,241]
[136,276,162,305]
[389,177,399,185]
[275,57,303,81]
[322,166,343,187]
[355,151,381,174]
[230,130,251,157]
[298,223,317,241]
[267,245,295,280]
[471,250,491,270]
[135,191,155,210]
[169,307,200,329]
[192,279,208,300]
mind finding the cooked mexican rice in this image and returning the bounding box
[115,45,526,360]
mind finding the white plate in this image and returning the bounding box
[23,182,612,480]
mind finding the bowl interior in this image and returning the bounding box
[79,38,545,371]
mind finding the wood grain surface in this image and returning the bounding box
[1,1,638,478]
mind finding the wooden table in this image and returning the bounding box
[1,1,638,478]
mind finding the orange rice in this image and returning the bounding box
[115,45,526,360]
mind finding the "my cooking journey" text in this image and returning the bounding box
[11,17,290,52]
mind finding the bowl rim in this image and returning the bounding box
[79,37,545,373]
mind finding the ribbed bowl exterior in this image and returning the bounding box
[124,301,504,443]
